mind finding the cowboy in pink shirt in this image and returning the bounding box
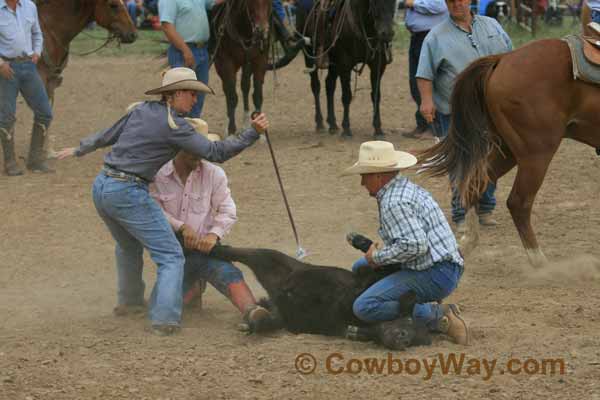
[150,119,270,325]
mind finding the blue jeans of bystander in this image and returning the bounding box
[92,172,184,326]
[0,61,53,132]
[167,44,209,117]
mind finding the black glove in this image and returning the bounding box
[346,232,373,253]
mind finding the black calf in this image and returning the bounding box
[210,245,431,350]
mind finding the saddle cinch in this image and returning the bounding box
[564,24,600,86]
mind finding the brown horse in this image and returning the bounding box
[417,34,600,268]
[210,0,271,135]
[35,0,136,156]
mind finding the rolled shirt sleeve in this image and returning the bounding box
[158,0,177,23]
[208,168,237,238]
[412,0,447,15]
[415,34,438,81]
[31,7,43,55]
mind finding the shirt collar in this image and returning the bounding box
[376,174,406,201]
[162,159,204,178]
[449,13,477,33]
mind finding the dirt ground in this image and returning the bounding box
[2,51,600,400]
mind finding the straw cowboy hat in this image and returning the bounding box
[145,67,215,95]
[341,141,417,176]
[184,118,221,142]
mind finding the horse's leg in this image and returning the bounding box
[241,63,252,128]
[325,64,339,134]
[339,68,352,138]
[251,56,267,122]
[507,154,555,268]
[309,67,325,132]
[370,61,386,138]
[217,61,239,135]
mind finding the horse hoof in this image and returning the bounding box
[316,124,326,133]
[374,131,385,139]
[329,126,340,135]
[341,130,353,139]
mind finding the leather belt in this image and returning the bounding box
[102,165,149,185]
[185,41,206,48]
[1,55,32,63]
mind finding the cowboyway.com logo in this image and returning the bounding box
[294,352,566,380]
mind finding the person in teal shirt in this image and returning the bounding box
[160,0,224,118]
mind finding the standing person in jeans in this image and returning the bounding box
[342,141,469,345]
[401,0,447,140]
[416,0,512,232]
[0,0,53,176]
[160,0,226,118]
[56,67,271,336]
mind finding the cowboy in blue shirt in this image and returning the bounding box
[0,0,53,176]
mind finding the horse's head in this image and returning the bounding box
[369,0,396,43]
[92,0,137,43]
[247,0,272,43]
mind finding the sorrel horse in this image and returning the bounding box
[417,33,600,268]
[35,0,136,155]
[210,0,271,135]
[270,0,396,138]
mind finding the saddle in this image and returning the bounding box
[563,34,600,86]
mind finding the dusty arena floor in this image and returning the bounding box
[1,53,600,399]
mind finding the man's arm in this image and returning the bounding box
[370,202,429,266]
[31,7,44,63]
[417,78,436,123]
[161,22,195,68]
[207,169,237,239]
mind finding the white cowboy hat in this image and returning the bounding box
[341,141,417,176]
[145,67,215,95]
[184,118,221,142]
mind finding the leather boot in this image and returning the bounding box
[0,126,23,176]
[227,281,270,324]
[437,304,470,345]
[26,122,54,173]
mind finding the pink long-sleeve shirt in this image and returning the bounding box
[150,160,237,239]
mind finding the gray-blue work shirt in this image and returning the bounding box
[415,15,512,114]
[75,101,260,182]
[405,0,448,34]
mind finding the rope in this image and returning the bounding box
[251,111,302,253]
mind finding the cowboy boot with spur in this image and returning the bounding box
[0,125,24,176]
[26,122,54,173]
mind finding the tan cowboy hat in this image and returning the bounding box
[341,141,417,176]
[184,118,221,142]
[145,67,215,95]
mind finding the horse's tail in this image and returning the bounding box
[417,54,503,207]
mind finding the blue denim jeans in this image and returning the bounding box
[592,9,600,23]
[167,44,209,118]
[273,0,286,22]
[433,111,497,223]
[353,260,463,330]
[92,172,185,326]
[0,61,53,131]
[126,1,138,25]
[182,250,244,296]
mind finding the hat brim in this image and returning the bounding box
[145,79,215,95]
[341,151,417,176]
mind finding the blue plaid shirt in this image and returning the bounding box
[372,175,463,270]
